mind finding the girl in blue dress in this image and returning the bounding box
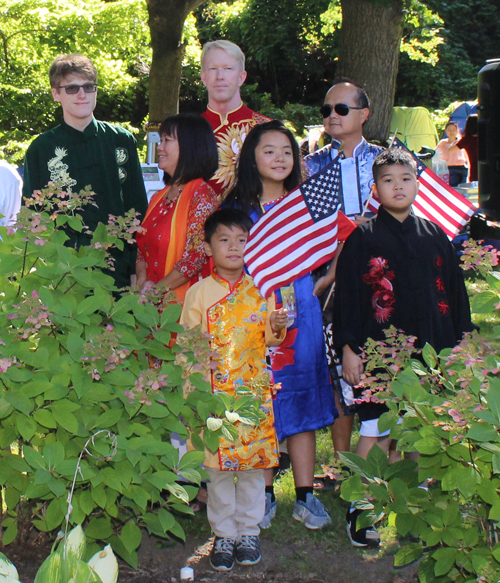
[224,120,336,529]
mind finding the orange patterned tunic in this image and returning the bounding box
[181,271,284,471]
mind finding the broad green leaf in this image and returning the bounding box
[73,267,93,287]
[178,450,205,470]
[15,414,36,441]
[176,469,201,485]
[340,474,365,502]
[338,452,374,480]
[157,508,176,533]
[432,547,457,576]
[127,438,172,455]
[124,486,150,511]
[394,543,424,567]
[121,521,142,553]
[45,498,65,530]
[0,399,13,419]
[33,409,58,429]
[489,501,500,521]
[93,408,123,429]
[56,411,79,434]
[43,441,65,470]
[48,477,67,497]
[22,380,53,398]
[463,526,479,548]
[486,380,500,423]
[467,422,500,442]
[91,485,107,509]
[101,468,123,493]
[108,535,138,569]
[455,466,479,500]
[147,471,178,491]
[377,410,399,434]
[67,333,85,361]
[76,295,104,317]
[4,391,32,416]
[414,437,442,455]
[164,482,189,504]
[471,290,499,313]
[422,343,438,368]
[442,501,459,527]
[33,552,61,583]
[23,446,45,470]
[2,522,18,546]
[85,518,113,541]
[366,444,388,478]
[167,520,186,541]
[160,304,182,325]
[143,401,170,418]
[442,528,463,547]
[78,490,95,516]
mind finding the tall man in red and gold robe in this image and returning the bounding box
[201,40,270,202]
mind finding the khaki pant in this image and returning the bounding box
[206,468,265,539]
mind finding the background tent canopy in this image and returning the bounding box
[390,106,438,153]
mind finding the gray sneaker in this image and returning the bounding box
[210,537,235,571]
[259,492,277,529]
[292,493,332,529]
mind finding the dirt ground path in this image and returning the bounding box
[118,532,418,583]
[8,474,419,583]
[10,524,419,583]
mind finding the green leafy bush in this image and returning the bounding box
[0,183,265,567]
[340,240,500,583]
[1,524,119,583]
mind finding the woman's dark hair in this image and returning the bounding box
[204,208,254,243]
[463,114,478,138]
[224,120,303,216]
[159,113,219,185]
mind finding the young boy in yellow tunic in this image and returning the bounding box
[180,208,287,571]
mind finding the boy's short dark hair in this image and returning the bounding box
[204,209,254,243]
[49,54,98,88]
[372,149,417,182]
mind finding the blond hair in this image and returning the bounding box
[201,40,245,71]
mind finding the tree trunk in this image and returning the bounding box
[337,0,403,142]
[146,0,205,128]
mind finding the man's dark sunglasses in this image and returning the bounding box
[320,103,365,118]
[57,83,98,95]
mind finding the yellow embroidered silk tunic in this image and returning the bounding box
[181,271,284,471]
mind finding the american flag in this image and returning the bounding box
[244,160,341,298]
[367,138,476,240]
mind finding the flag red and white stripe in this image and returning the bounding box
[367,138,476,239]
[245,160,341,298]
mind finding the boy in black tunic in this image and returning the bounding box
[333,149,475,547]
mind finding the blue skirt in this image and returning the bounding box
[270,274,337,441]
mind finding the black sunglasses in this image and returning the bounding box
[57,83,98,95]
[320,103,365,118]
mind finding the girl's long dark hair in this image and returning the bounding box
[224,120,303,215]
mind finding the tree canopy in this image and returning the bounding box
[1,0,499,162]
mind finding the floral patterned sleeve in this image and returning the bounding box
[174,181,217,279]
